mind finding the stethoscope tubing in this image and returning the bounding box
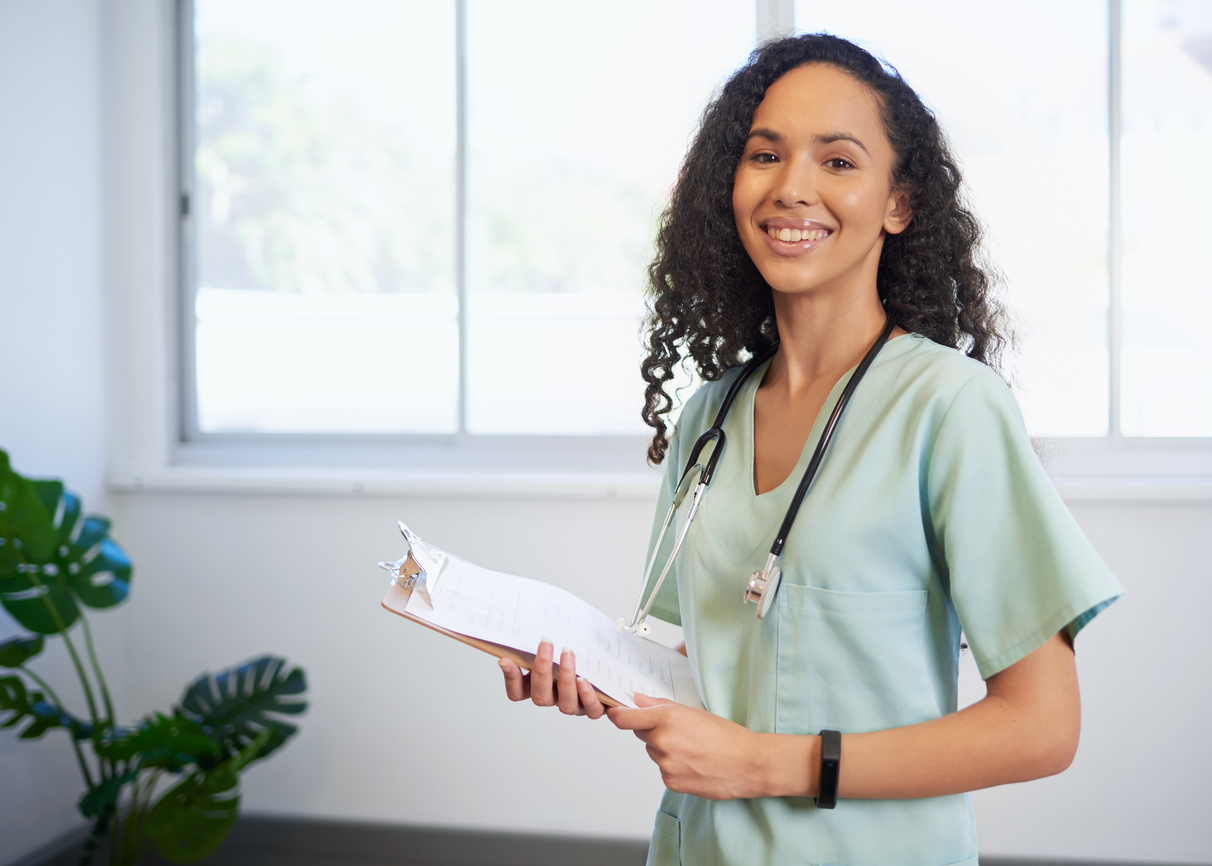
[620,316,895,633]
[770,315,896,557]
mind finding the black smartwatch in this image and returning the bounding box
[815,729,841,809]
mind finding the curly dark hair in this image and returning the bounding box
[641,33,1009,464]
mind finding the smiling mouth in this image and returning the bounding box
[765,226,830,242]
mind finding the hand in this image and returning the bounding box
[499,639,607,720]
[608,694,786,800]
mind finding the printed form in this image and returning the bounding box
[402,554,700,709]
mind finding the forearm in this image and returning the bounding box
[757,633,1081,800]
[759,697,1072,799]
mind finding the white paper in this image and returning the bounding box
[393,552,700,710]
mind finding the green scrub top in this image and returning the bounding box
[642,333,1122,866]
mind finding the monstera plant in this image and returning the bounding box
[0,450,308,865]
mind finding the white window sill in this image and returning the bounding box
[1051,477,1212,504]
[106,465,664,500]
[107,465,1212,504]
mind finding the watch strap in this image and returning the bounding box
[815,729,841,809]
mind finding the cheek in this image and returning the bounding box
[841,186,891,229]
[732,170,762,226]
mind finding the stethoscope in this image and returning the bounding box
[617,316,896,636]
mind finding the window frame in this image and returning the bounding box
[170,0,1212,480]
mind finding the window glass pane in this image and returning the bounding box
[794,1,1110,437]
[465,0,755,435]
[1121,0,1212,436]
[193,0,457,434]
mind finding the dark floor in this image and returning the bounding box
[17,817,1206,866]
[22,817,648,866]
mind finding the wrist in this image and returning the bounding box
[754,733,819,798]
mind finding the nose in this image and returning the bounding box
[772,155,819,209]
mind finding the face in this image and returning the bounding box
[732,63,911,300]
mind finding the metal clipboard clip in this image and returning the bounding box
[378,521,448,607]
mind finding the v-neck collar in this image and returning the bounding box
[742,333,917,499]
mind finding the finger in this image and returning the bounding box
[576,676,607,720]
[631,727,660,746]
[530,637,555,706]
[557,648,583,715]
[499,658,530,702]
[607,705,662,731]
[633,693,676,708]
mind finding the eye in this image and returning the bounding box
[825,157,856,170]
[749,151,779,165]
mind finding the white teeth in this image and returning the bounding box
[767,227,830,242]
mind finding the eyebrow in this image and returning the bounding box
[746,128,870,156]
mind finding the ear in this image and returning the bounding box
[884,189,912,235]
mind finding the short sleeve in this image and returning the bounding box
[640,425,684,626]
[927,370,1122,679]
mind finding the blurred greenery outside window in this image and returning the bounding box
[184,0,1212,443]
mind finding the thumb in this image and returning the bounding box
[633,693,675,708]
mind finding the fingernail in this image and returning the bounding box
[576,676,589,687]
[498,658,509,669]
[561,646,573,657]
[540,635,552,646]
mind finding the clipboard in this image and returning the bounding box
[381,579,625,709]
[378,523,700,710]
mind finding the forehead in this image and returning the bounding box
[750,63,889,151]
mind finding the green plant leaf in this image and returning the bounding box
[0,450,57,567]
[78,768,140,819]
[97,712,221,772]
[145,727,272,863]
[0,456,132,633]
[0,674,92,739]
[30,479,132,610]
[177,656,307,763]
[0,566,81,635]
[0,455,71,634]
[0,634,44,667]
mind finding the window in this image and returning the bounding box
[181,0,1211,466]
[793,0,1212,441]
[187,0,459,435]
[182,0,753,442]
[1120,0,1212,436]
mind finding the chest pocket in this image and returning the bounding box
[775,583,937,735]
[645,810,681,866]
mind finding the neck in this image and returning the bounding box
[766,286,889,394]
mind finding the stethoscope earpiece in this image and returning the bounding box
[615,617,652,637]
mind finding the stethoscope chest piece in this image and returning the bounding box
[744,554,782,619]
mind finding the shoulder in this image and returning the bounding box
[894,333,1007,397]
[892,334,1021,429]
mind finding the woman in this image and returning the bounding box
[500,34,1121,866]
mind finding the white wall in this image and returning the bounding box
[0,0,121,862]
